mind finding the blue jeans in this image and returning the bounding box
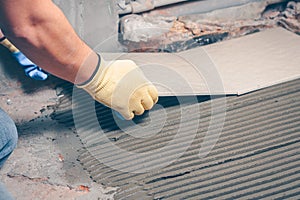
[0,108,18,168]
[0,108,17,200]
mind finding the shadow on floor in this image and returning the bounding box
[0,45,63,94]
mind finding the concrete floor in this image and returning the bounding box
[0,47,116,199]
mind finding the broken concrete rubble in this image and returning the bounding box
[277,1,300,34]
[120,14,176,42]
[120,0,300,52]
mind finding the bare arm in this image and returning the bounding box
[0,0,159,119]
[0,0,98,84]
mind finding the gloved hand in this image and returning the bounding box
[12,52,48,81]
[77,54,158,120]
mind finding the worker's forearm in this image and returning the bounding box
[0,0,97,84]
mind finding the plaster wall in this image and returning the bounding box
[53,0,121,52]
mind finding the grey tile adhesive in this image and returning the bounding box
[101,28,300,96]
[53,78,300,199]
[51,28,300,199]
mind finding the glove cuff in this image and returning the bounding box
[76,53,107,91]
[0,36,6,42]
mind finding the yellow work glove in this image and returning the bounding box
[77,54,158,120]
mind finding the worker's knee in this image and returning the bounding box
[0,108,18,168]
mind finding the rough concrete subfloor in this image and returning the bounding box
[0,46,116,200]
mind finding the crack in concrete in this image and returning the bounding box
[6,173,77,191]
[7,174,90,193]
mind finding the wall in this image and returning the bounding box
[53,0,121,52]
